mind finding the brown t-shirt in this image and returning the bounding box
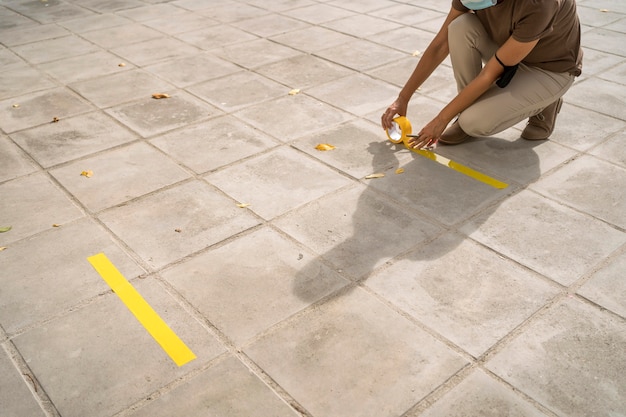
[451,0,582,75]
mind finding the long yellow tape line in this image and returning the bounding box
[387,116,508,189]
[409,147,509,189]
[88,253,196,367]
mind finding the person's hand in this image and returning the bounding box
[381,97,408,131]
[406,115,448,149]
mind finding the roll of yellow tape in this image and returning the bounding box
[386,116,412,144]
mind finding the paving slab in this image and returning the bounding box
[316,38,407,72]
[0,218,143,334]
[149,115,279,174]
[589,128,626,167]
[80,23,164,49]
[161,226,347,345]
[0,345,46,417]
[175,24,258,50]
[105,91,219,137]
[281,3,355,24]
[0,65,56,101]
[577,248,626,319]
[0,135,38,183]
[9,111,137,168]
[186,71,285,112]
[366,232,559,357]
[0,87,93,134]
[269,25,355,52]
[256,53,353,90]
[486,297,626,417]
[566,77,626,120]
[416,369,550,417]
[292,119,413,179]
[0,23,69,47]
[12,35,99,65]
[40,50,134,84]
[0,172,84,246]
[142,12,216,35]
[4,1,94,24]
[12,278,226,417]
[306,73,399,117]
[69,69,174,109]
[234,94,353,142]
[111,36,202,67]
[206,146,352,220]
[231,13,311,37]
[98,180,260,269]
[245,288,468,417]
[49,142,191,212]
[57,12,132,33]
[145,53,240,88]
[211,38,301,70]
[127,355,300,417]
[531,154,626,229]
[274,184,442,281]
[461,190,626,286]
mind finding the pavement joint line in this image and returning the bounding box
[87,252,197,367]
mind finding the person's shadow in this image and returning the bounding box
[292,134,542,303]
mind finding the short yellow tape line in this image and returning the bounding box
[88,253,196,367]
[409,148,509,189]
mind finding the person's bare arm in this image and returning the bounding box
[381,6,466,131]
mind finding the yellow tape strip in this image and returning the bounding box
[88,253,196,367]
[408,148,509,189]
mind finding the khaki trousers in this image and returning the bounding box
[448,13,575,137]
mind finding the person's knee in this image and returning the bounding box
[448,13,479,39]
[458,111,498,137]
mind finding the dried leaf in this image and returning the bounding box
[288,89,301,95]
[118,63,126,67]
[174,228,181,233]
[52,224,61,227]
[600,8,609,12]
[412,50,421,56]
[80,170,93,178]
[365,173,385,179]
[237,203,251,208]
[12,104,19,108]
[315,143,335,151]
[152,93,170,99]
[395,168,405,174]
[0,247,6,252]
[0,226,11,233]
[52,117,59,123]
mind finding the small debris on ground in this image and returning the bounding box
[315,143,335,151]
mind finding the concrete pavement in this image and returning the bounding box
[1,0,625,416]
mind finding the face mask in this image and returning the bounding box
[460,0,497,10]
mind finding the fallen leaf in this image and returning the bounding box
[600,8,609,12]
[395,168,405,174]
[174,228,181,233]
[0,226,11,233]
[152,93,170,99]
[0,247,7,252]
[52,224,61,227]
[118,63,126,67]
[12,104,19,108]
[52,117,59,123]
[237,203,251,208]
[80,170,93,178]
[412,50,421,56]
[288,89,301,95]
[365,173,385,179]
[315,143,335,151]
